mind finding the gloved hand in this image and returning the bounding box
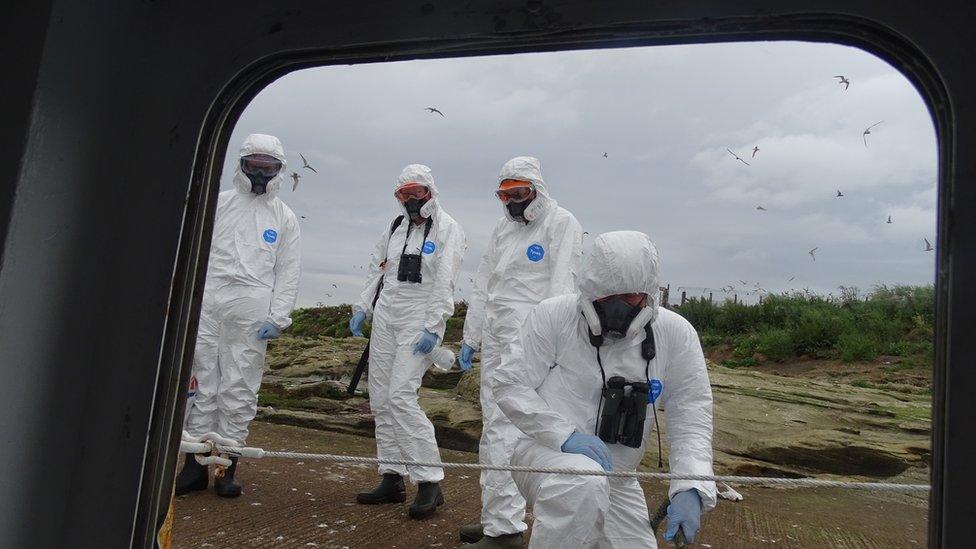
[257,321,280,340]
[412,330,439,355]
[665,489,703,543]
[458,343,476,371]
[560,432,613,472]
[349,311,366,337]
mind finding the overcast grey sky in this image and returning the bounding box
[221,41,937,308]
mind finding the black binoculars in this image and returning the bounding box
[397,253,423,283]
[597,376,650,448]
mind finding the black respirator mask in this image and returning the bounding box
[593,297,644,340]
[404,197,428,220]
[506,198,532,222]
[245,173,273,195]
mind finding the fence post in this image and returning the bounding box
[709,292,713,303]
[733,294,738,304]
[680,291,687,306]
[759,295,764,305]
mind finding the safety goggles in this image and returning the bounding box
[394,183,431,202]
[495,179,534,203]
[240,154,282,177]
[595,293,648,307]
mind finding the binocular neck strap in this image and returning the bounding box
[399,216,434,257]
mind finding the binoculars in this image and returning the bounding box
[397,253,423,283]
[597,376,650,448]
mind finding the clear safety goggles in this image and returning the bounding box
[595,293,648,307]
[495,179,535,203]
[240,154,283,177]
[394,182,431,202]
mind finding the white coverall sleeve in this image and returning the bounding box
[353,226,392,318]
[493,304,577,451]
[662,321,718,511]
[268,214,302,330]
[423,221,465,340]
[546,214,583,298]
[461,247,491,350]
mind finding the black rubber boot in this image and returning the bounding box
[408,482,444,519]
[356,473,406,504]
[462,533,523,548]
[459,524,484,543]
[174,453,208,496]
[213,456,243,498]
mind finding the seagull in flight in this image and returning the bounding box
[836,189,844,197]
[834,75,850,90]
[425,106,445,117]
[887,215,893,224]
[863,121,883,147]
[602,152,608,158]
[808,247,818,261]
[300,153,317,173]
[752,146,760,158]
[332,283,338,288]
[756,205,767,211]
[727,148,751,166]
[290,171,301,191]
[924,238,934,252]
[788,276,796,282]
[300,215,307,220]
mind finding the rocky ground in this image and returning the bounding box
[173,334,931,547]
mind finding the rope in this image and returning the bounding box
[211,445,929,494]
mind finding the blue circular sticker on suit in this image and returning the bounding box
[526,243,545,262]
[423,241,436,254]
[648,379,664,403]
[263,229,278,243]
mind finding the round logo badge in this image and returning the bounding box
[648,379,664,403]
[422,241,436,254]
[263,228,278,243]
[187,376,198,398]
[526,243,545,262]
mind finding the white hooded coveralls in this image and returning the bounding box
[463,157,583,536]
[493,231,716,548]
[354,164,466,483]
[184,134,302,445]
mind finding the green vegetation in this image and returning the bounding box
[288,301,469,343]
[678,285,934,365]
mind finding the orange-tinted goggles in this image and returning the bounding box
[595,293,647,307]
[495,179,534,203]
[394,183,430,202]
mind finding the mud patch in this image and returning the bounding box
[741,445,909,478]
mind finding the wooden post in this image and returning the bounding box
[759,295,764,305]
[709,292,713,303]
[680,291,687,306]
[733,294,738,304]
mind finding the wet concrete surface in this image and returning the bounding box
[173,422,928,548]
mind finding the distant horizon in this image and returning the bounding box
[223,41,937,308]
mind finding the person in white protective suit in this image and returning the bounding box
[348,164,466,520]
[457,156,583,547]
[177,134,302,498]
[493,231,717,548]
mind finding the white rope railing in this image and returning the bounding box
[177,434,929,494]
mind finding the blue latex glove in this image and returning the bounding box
[458,343,476,371]
[665,489,703,543]
[560,432,613,472]
[257,321,280,340]
[412,330,438,355]
[349,311,366,337]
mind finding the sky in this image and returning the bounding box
[221,41,938,308]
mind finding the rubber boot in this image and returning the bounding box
[408,482,444,519]
[462,533,523,548]
[174,453,208,496]
[214,456,243,498]
[356,473,406,504]
[459,524,484,543]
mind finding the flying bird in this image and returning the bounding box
[300,153,317,173]
[808,247,818,261]
[332,283,338,288]
[836,190,844,197]
[425,106,445,117]
[602,152,608,158]
[752,146,759,158]
[726,148,751,166]
[887,215,893,224]
[300,215,307,220]
[834,75,850,90]
[862,121,883,147]
[924,238,934,252]
[290,171,301,191]
[756,205,767,211]
[788,276,796,282]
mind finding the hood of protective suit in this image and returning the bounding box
[498,156,554,223]
[233,133,288,198]
[579,231,661,341]
[394,164,441,220]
